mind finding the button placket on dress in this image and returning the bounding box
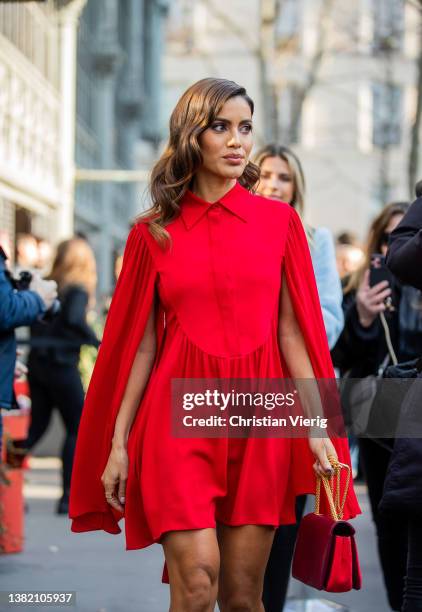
[207,204,240,356]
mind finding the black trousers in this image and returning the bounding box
[18,357,84,494]
[359,438,408,611]
[403,519,422,611]
[262,495,307,612]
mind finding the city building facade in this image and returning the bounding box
[164,0,422,239]
[75,0,169,296]
[0,0,85,263]
[0,0,168,297]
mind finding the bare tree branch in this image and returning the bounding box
[406,0,422,12]
[201,0,259,55]
[288,0,334,142]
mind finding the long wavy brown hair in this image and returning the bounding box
[344,201,409,293]
[48,238,97,303]
[138,78,260,245]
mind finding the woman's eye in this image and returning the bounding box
[211,123,226,132]
[240,124,252,133]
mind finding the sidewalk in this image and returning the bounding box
[0,459,389,612]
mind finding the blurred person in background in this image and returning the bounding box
[15,233,39,273]
[36,238,54,274]
[9,238,99,514]
[336,231,365,279]
[332,201,422,611]
[0,239,57,459]
[254,144,344,612]
[379,181,422,612]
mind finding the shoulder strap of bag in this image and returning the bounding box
[379,311,398,367]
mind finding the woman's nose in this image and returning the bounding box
[227,131,241,147]
[269,176,280,190]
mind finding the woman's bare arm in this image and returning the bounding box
[279,276,315,378]
[102,301,157,511]
[278,275,337,477]
[112,302,157,450]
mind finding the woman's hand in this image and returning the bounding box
[14,350,27,379]
[14,360,28,379]
[308,436,338,478]
[101,444,128,513]
[356,270,391,328]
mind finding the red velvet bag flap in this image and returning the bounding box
[292,512,356,591]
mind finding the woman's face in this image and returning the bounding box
[197,96,253,181]
[257,156,295,204]
[380,213,404,256]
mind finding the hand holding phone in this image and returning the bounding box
[369,253,393,288]
[356,258,393,327]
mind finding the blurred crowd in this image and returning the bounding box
[1,149,422,612]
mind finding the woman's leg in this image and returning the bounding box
[162,528,220,612]
[403,518,422,611]
[262,495,307,612]
[50,366,84,504]
[217,524,275,612]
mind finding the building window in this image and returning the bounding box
[0,2,59,87]
[372,82,403,147]
[372,0,404,53]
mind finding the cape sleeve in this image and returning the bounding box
[69,223,160,534]
[282,208,361,520]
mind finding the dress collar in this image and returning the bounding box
[180,181,252,230]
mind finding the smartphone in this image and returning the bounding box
[369,253,393,287]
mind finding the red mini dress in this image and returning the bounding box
[70,182,360,554]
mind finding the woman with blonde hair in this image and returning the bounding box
[254,144,344,347]
[254,144,344,611]
[69,78,359,611]
[12,237,99,514]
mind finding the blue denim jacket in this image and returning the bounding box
[0,249,45,410]
[310,227,344,349]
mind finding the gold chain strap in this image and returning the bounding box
[314,454,351,521]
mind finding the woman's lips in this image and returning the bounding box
[223,155,244,165]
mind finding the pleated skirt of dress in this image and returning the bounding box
[124,314,303,551]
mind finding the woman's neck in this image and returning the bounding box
[191,173,236,204]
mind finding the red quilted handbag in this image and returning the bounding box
[292,456,362,593]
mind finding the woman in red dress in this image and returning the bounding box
[69,78,360,611]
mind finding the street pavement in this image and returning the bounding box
[0,458,390,612]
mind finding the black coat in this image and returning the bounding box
[380,196,422,517]
[386,195,422,290]
[29,284,99,368]
[331,280,422,377]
